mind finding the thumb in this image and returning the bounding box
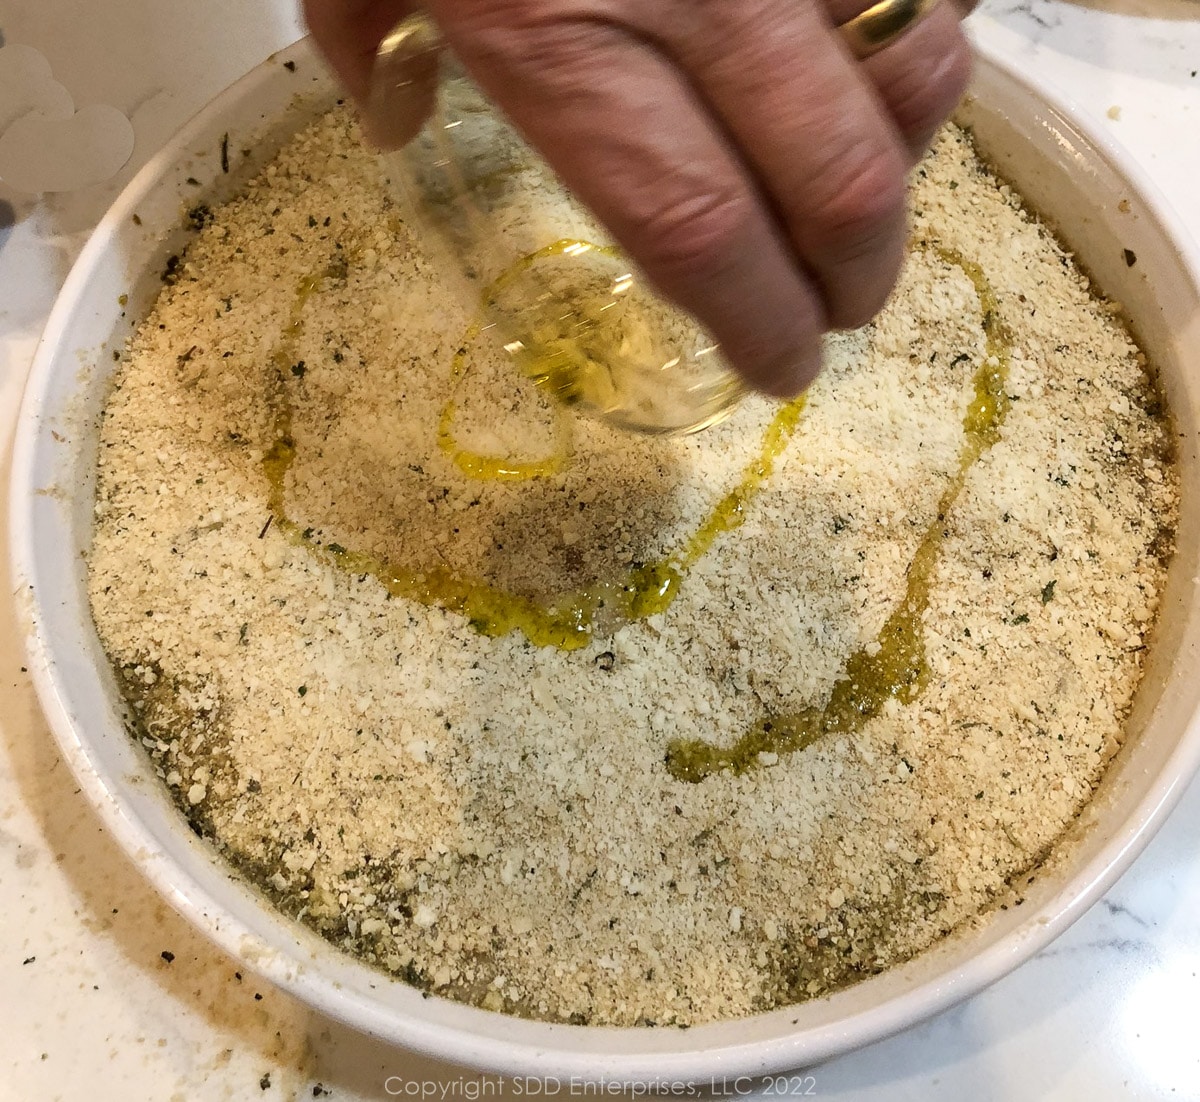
[303,0,432,133]
[364,11,442,150]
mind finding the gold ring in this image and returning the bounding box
[838,0,942,59]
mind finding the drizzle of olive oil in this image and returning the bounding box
[435,239,632,479]
[679,397,807,568]
[436,316,572,481]
[262,246,1007,781]
[664,247,1013,782]
[261,265,802,651]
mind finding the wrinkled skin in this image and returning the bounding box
[304,0,973,396]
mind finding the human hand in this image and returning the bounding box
[304,0,973,398]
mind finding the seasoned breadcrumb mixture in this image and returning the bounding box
[89,112,1178,1026]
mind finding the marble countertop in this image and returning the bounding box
[2,1,1199,1098]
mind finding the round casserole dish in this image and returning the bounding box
[10,33,1200,1081]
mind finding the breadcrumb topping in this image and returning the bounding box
[88,113,1178,1026]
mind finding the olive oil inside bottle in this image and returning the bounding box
[479,240,741,434]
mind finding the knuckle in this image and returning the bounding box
[436,0,598,77]
[435,0,535,31]
[626,185,756,284]
[805,140,907,248]
[800,140,907,328]
[884,33,973,139]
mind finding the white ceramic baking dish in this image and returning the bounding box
[10,33,1200,1083]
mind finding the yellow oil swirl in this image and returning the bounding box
[262,264,804,652]
[436,316,572,481]
[435,239,626,480]
[264,245,1007,780]
[664,247,1012,781]
[679,398,806,568]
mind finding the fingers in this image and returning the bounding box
[308,0,973,398]
[827,0,974,160]
[429,9,828,396]
[303,0,417,104]
[660,0,910,332]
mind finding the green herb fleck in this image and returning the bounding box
[187,203,214,231]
